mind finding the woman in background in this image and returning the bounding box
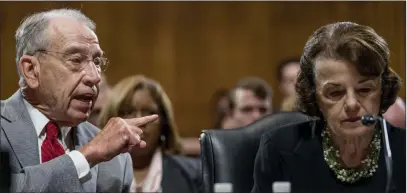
[280,95,297,112]
[252,22,405,193]
[99,75,202,193]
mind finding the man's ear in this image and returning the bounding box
[18,55,40,88]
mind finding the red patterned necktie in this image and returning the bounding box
[41,121,65,163]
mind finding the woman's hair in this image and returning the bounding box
[98,75,183,155]
[295,22,402,119]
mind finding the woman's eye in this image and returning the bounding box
[330,91,342,97]
[119,110,132,117]
[358,88,371,93]
[358,88,372,96]
[141,110,157,117]
[326,90,344,100]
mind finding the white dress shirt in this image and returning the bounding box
[23,99,90,180]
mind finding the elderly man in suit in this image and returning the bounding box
[0,9,158,192]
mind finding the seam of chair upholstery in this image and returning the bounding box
[200,131,216,193]
[207,132,216,185]
[263,118,313,146]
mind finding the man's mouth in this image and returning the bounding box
[74,94,94,103]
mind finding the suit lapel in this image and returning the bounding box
[1,91,40,168]
[74,126,98,192]
[74,126,90,151]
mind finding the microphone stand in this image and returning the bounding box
[377,117,393,193]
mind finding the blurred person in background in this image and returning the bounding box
[211,88,238,129]
[227,77,273,128]
[276,57,301,111]
[181,88,240,157]
[98,75,202,193]
[280,94,297,112]
[383,96,406,128]
[88,73,110,127]
[180,88,240,157]
[252,22,405,193]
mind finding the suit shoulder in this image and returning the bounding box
[260,120,317,153]
[1,100,4,114]
[1,99,9,114]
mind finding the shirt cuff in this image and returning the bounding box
[68,150,91,180]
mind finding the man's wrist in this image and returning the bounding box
[79,145,98,168]
[68,150,91,182]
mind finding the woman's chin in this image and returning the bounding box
[131,146,154,156]
[340,126,373,137]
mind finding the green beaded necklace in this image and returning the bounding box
[321,128,381,183]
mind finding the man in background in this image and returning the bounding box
[226,77,273,128]
[181,77,273,156]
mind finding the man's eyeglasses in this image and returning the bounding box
[35,49,109,72]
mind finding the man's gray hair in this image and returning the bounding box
[15,8,96,87]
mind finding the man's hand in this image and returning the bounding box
[79,115,159,167]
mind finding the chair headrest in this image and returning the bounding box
[203,111,311,137]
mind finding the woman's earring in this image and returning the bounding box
[160,135,166,143]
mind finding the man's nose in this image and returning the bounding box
[82,64,101,87]
[251,109,262,120]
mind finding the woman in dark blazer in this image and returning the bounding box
[99,75,202,193]
[252,22,406,193]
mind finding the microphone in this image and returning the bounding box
[361,114,393,193]
[361,115,377,126]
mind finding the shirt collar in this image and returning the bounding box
[144,148,163,191]
[23,99,72,139]
[131,148,163,192]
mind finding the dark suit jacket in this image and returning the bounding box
[162,155,203,193]
[251,120,406,193]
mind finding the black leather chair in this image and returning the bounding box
[200,112,311,193]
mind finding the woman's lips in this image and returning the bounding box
[342,116,362,122]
